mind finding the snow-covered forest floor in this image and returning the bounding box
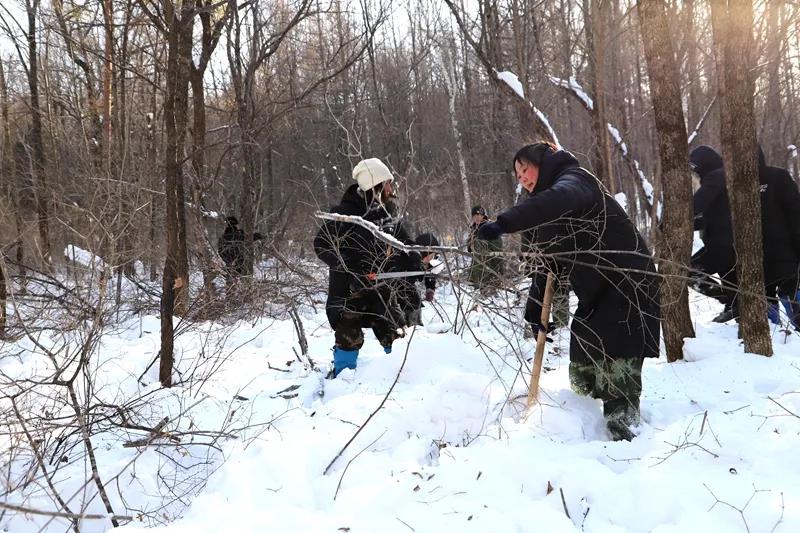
[2,253,799,533]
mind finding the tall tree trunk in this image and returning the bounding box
[585,0,616,193]
[441,40,472,221]
[710,0,772,356]
[637,0,696,362]
[160,1,194,387]
[759,0,785,163]
[0,57,9,337]
[683,0,703,130]
[26,0,51,264]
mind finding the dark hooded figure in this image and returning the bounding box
[218,216,264,282]
[688,145,739,323]
[757,148,800,329]
[219,216,246,278]
[314,158,421,377]
[477,142,660,441]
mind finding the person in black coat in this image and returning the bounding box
[688,146,739,323]
[477,142,660,441]
[395,233,441,326]
[758,148,800,329]
[219,216,245,278]
[218,216,264,284]
[314,158,420,377]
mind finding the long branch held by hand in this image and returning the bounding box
[315,211,512,258]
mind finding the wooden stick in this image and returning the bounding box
[527,273,555,407]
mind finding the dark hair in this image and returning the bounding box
[471,205,487,217]
[225,216,239,227]
[513,142,557,169]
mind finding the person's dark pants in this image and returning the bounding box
[332,289,405,351]
[690,246,738,310]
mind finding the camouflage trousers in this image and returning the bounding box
[334,311,401,351]
[569,357,643,441]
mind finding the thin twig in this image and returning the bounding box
[324,327,417,475]
[0,501,132,523]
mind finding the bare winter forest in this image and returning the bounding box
[1,0,799,530]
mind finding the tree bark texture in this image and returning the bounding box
[710,0,773,356]
[637,0,696,362]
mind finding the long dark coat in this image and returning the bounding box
[495,150,661,365]
[314,184,417,328]
[690,146,734,249]
[757,149,800,287]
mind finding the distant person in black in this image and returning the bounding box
[757,147,800,330]
[218,216,263,282]
[688,146,738,323]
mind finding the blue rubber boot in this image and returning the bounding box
[767,302,781,325]
[781,290,800,330]
[332,347,358,377]
[383,345,392,354]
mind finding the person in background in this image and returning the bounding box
[468,205,504,295]
[688,146,738,323]
[218,216,263,283]
[757,147,800,330]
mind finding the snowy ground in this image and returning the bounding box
[2,271,800,532]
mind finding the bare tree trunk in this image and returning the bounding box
[0,57,9,338]
[440,40,472,221]
[585,0,616,193]
[710,0,772,356]
[26,0,51,264]
[759,0,785,162]
[160,0,194,386]
[637,0,696,362]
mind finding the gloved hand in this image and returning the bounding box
[477,221,504,241]
[425,288,435,302]
[530,322,556,343]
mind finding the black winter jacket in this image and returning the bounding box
[757,149,800,275]
[495,150,660,363]
[690,146,734,249]
[314,184,418,327]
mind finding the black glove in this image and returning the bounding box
[477,222,504,240]
[530,322,556,343]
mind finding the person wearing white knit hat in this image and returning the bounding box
[352,157,395,207]
[314,156,420,379]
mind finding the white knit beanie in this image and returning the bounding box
[353,158,394,192]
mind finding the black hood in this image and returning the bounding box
[689,145,723,176]
[534,149,581,193]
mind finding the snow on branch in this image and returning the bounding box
[548,75,594,110]
[548,75,654,207]
[607,124,655,205]
[687,97,716,146]
[497,71,525,99]
[314,211,470,256]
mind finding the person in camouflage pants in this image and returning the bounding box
[476,143,660,441]
[569,358,643,440]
